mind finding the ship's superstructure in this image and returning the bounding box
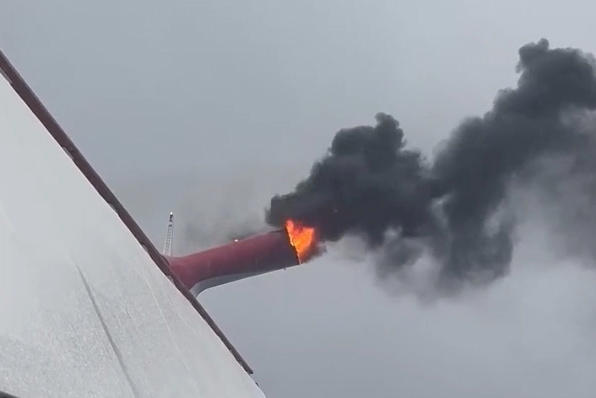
[163,212,175,256]
[0,51,262,398]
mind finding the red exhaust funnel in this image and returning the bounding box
[165,225,313,292]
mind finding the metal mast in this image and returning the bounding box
[163,212,174,256]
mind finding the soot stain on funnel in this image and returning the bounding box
[267,39,596,290]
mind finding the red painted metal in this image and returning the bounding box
[166,230,300,290]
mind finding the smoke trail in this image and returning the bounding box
[267,39,596,288]
[267,112,437,243]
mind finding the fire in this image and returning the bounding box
[285,219,316,263]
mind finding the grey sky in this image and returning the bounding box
[3,1,596,396]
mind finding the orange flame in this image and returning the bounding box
[285,219,316,263]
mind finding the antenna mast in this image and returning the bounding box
[163,212,174,256]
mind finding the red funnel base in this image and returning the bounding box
[165,230,299,292]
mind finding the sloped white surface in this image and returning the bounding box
[0,75,264,398]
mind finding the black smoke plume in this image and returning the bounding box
[267,39,596,288]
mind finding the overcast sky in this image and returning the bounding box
[4,1,596,396]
